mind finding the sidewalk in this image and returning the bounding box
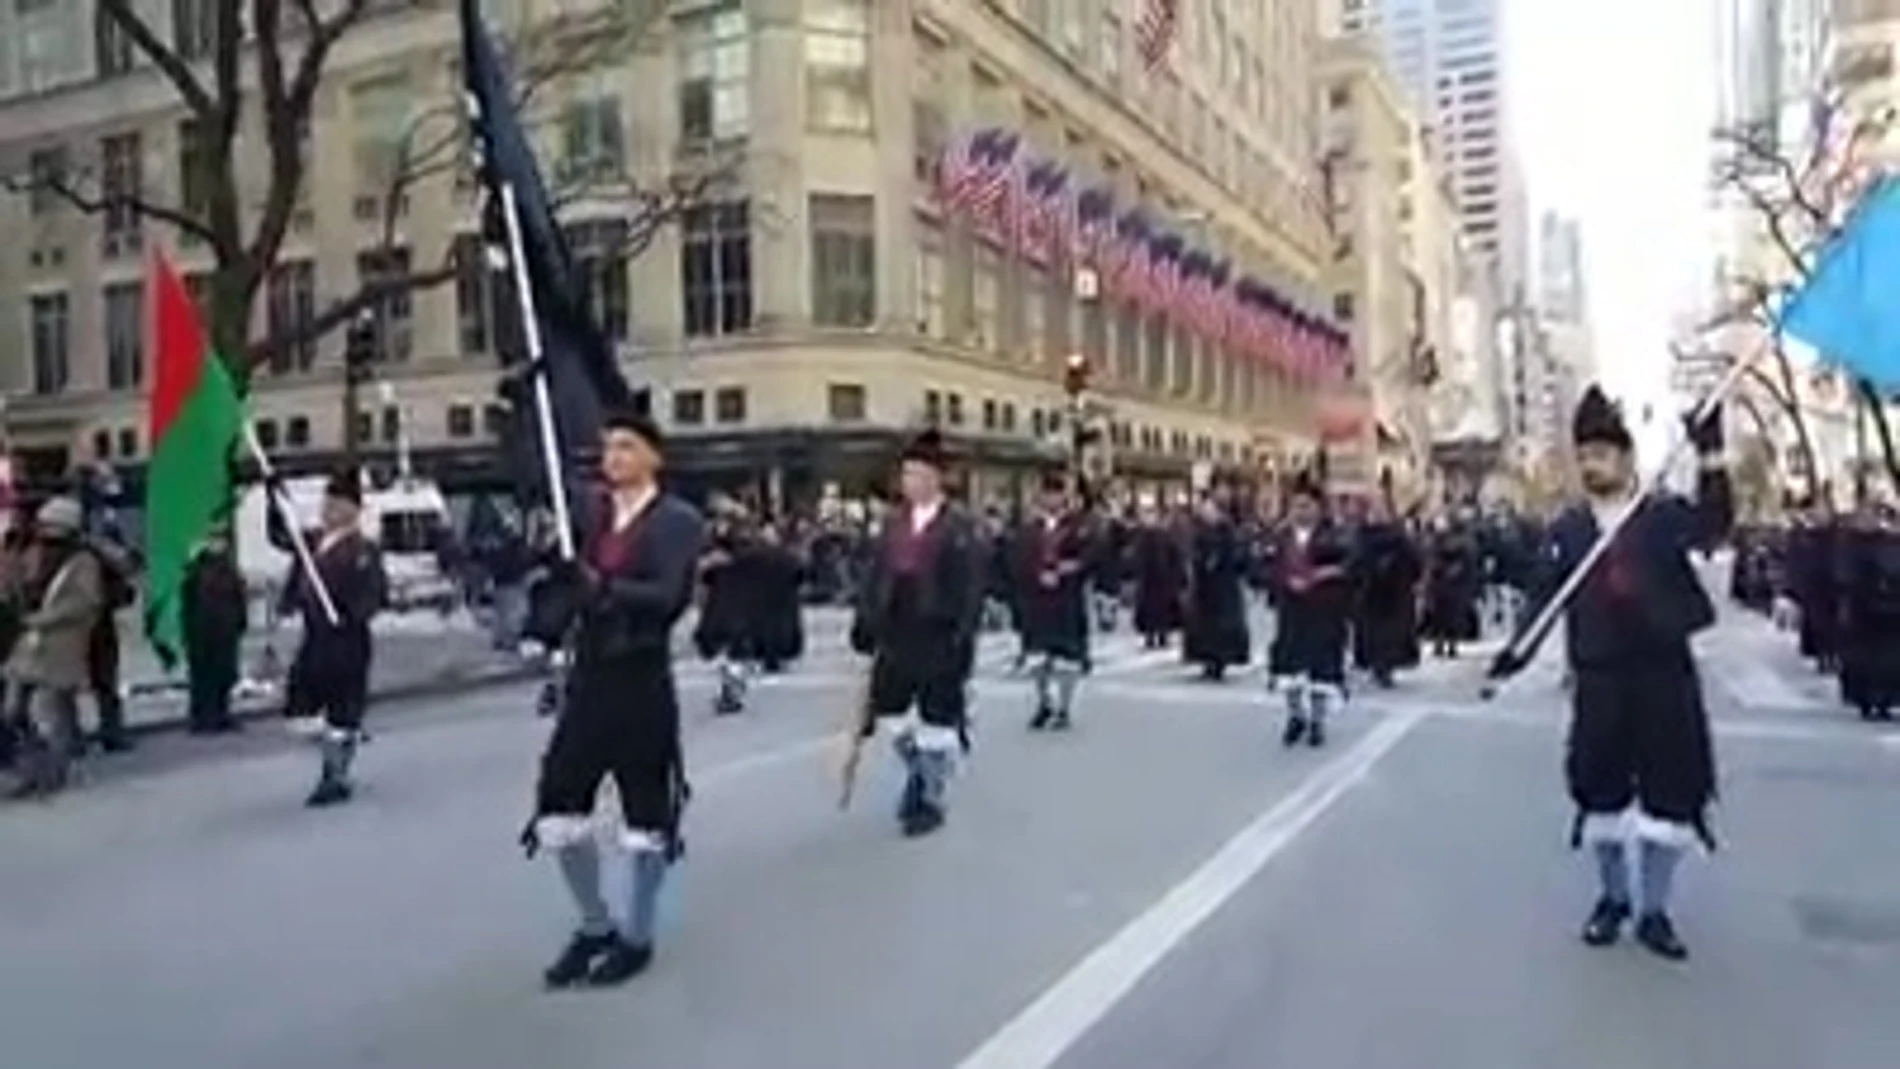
[115,604,858,735]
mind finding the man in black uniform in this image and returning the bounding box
[1489,387,1731,961]
[1266,473,1354,747]
[849,430,984,837]
[534,410,705,988]
[282,471,387,808]
[1012,471,1091,730]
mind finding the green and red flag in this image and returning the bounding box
[144,251,245,669]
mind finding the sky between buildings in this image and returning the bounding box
[1509,0,1715,460]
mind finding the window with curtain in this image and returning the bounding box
[103,282,143,390]
[561,92,626,183]
[810,194,876,327]
[681,201,754,337]
[678,5,750,145]
[565,219,632,341]
[99,132,142,254]
[972,245,1001,350]
[805,0,872,133]
[266,260,317,374]
[30,292,71,395]
[914,229,946,337]
[355,247,414,361]
[351,73,413,192]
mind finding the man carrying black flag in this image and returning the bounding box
[460,0,706,987]
[1486,387,1732,961]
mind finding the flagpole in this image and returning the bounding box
[242,423,341,628]
[1481,348,1756,699]
[497,181,578,562]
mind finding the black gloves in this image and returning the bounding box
[1485,644,1530,684]
[1684,405,1724,456]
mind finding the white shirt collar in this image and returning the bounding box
[613,485,657,532]
[910,499,941,533]
[318,527,352,555]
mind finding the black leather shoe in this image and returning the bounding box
[544,931,618,988]
[1028,705,1053,731]
[1306,719,1326,748]
[1581,897,1630,947]
[1635,912,1689,961]
[305,779,353,808]
[586,939,654,986]
[1281,716,1307,747]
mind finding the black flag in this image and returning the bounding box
[459,0,633,532]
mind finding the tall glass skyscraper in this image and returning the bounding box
[1332,0,1526,297]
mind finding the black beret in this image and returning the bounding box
[325,468,362,506]
[604,408,664,452]
[1572,385,1633,451]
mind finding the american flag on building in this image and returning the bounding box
[1148,230,1185,316]
[1013,157,1072,265]
[937,128,1020,241]
[1204,258,1232,343]
[1112,209,1152,302]
[1134,0,1182,71]
[1073,185,1117,267]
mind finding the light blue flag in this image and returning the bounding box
[1778,176,1900,391]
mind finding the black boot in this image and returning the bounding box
[1580,897,1630,947]
[544,930,619,988]
[1049,707,1072,731]
[1634,911,1688,960]
[587,938,655,986]
[1306,717,1326,748]
[1029,704,1054,731]
[305,776,353,807]
[901,800,945,838]
[1281,714,1307,747]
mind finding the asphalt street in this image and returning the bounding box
[1,602,1896,1069]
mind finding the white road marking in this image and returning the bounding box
[954,707,1426,1069]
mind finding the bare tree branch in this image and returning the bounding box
[97,0,218,121]
[0,164,218,244]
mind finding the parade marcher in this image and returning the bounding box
[182,527,247,735]
[3,498,105,798]
[846,429,984,837]
[1488,386,1732,961]
[1834,502,1900,721]
[746,520,806,674]
[280,470,388,808]
[83,532,137,753]
[1011,471,1092,731]
[1129,498,1185,649]
[1351,494,1422,689]
[1785,494,1843,673]
[531,410,705,989]
[1266,474,1354,747]
[1422,511,1483,657]
[1182,491,1251,681]
[1090,505,1128,633]
[694,506,756,715]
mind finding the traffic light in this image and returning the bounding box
[1063,352,1090,396]
[344,314,378,385]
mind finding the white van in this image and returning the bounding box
[234,474,457,613]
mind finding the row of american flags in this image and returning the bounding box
[934,125,1350,385]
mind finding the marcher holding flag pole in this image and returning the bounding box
[1483,171,1900,963]
[458,0,706,989]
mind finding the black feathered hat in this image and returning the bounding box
[1288,468,1324,501]
[324,468,362,507]
[603,407,665,452]
[900,427,949,469]
[1572,385,1633,451]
